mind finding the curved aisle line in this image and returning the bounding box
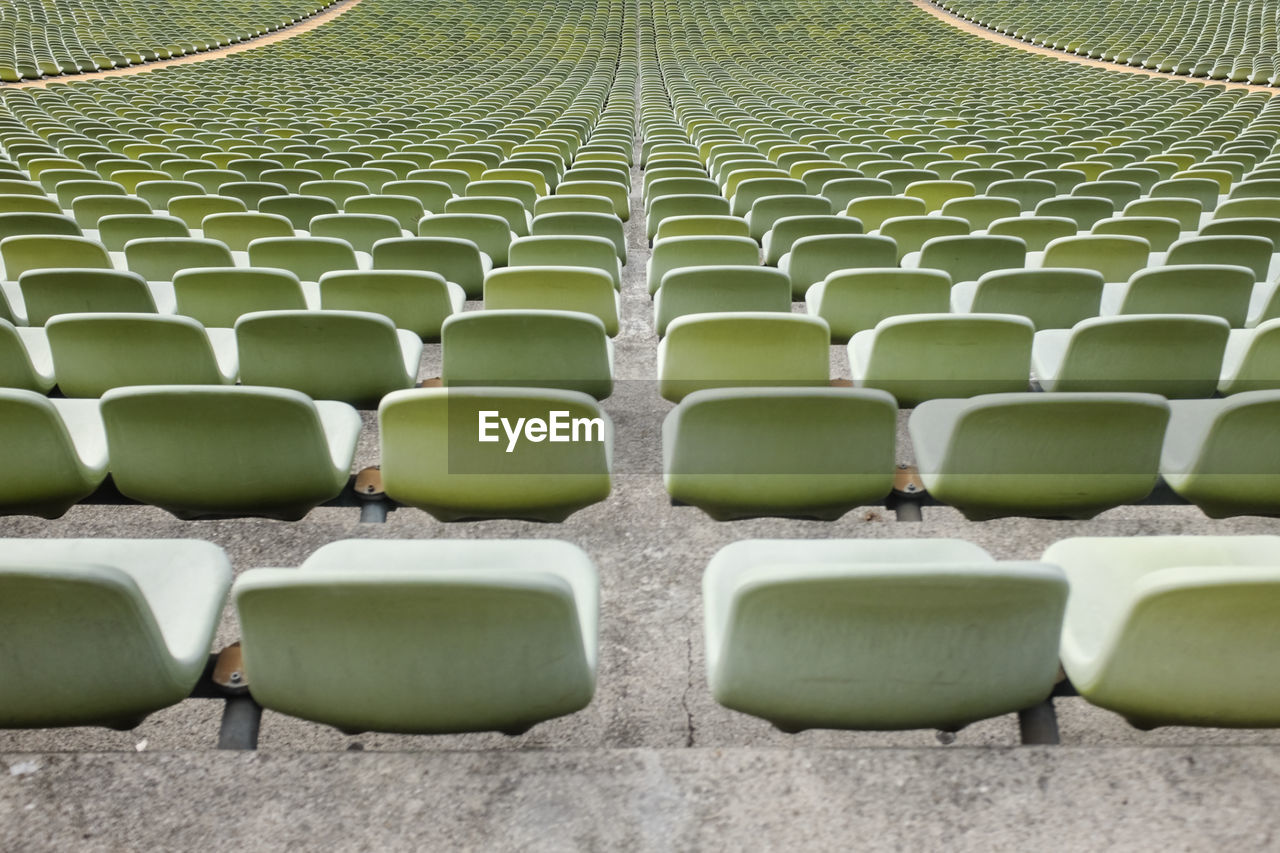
[2,0,366,90]
[913,0,1279,94]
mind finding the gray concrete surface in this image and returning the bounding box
[4,747,1279,851]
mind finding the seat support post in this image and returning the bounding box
[1018,697,1061,745]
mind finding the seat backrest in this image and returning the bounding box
[46,313,225,397]
[917,234,1026,282]
[971,268,1104,329]
[419,213,513,265]
[310,213,403,253]
[1059,315,1230,396]
[1121,265,1255,325]
[124,237,235,281]
[19,269,157,325]
[1042,235,1149,281]
[172,267,307,327]
[97,214,189,251]
[201,212,295,252]
[2,235,111,278]
[1165,235,1273,280]
[843,195,926,230]
[0,388,103,518]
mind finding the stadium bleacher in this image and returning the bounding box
[0,0,1278,846]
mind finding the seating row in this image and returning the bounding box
[4,535,1277,740]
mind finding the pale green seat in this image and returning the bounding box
[343,195,426,231]
[986,216,1078,252]
[96,214,189,252]
[850,313,1033,405]
[509,235,621,290]
[655,215,751,243]
[442,309,612,399]
[125,238,234,282]
[0,390,108,518]
[1035,196,1114,230]
[903,234,1026,284]
[1200,217,1280,244]
[220,181,290,212]
[382,180,454,212]
[485,267,620,337]
[0,538,230,729]
[1162,235,1274,281]
[1213,198,1280,221]
[664,388,896,520]
[654,266,792,337]
[762,215,862,265]
[649,235,758,296]
[446,196,533,236]
[745,194,831,241]
[1100,265,1254,327]
[534,194,615,218]
[299,180,374,207]
[911,392,1170,520]
[317,270,464,340]
[1044,536,1280,728]
[1072,180,1143,210]
[1034,315,1230,397]
[173,268,309,327]
[729,178,806,218]
[647,194,732,241]
[2,235,111,279]
[876,215,968,261]
[234,539,597,735]
[1,194,65,217]
[1123,198,1202,230]
[704,538,1067,732]
[1091,216,1181,252]
[557,180,628,219]
[806,268,950,343]
[258,195,340,229]
[47,313,237,397]
[15,268,160,326]
[952,268,1104,330]
[309,213,404,253]
[822,178,894,213]
[419,212,514,266]
[1219,319,1280,395]
[379,387,612,522]
[938,196,1023,230]
[0,212,82,241]
[201,212,295,252]
[987,178,1058,211]
[167,195,248,229]
[1038,235,1149,282]
[372,236,491,299]
[0,319,54,392]
[842,195,925,231]
[100,385,360,521]
[904,179,974,213]
[780,234,897,298]
[246,236,360,281]
[658,312,830,402]
[1161,392,1280,517]
[531,212,626,262]
[235,310,421,408]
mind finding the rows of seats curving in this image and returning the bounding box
[0,0,341,81]
[2,0,1280,753]
[935,0,1280,84]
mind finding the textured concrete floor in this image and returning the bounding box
[2,120,1280,850]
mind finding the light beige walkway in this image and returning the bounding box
[913,0,1279,94]
[2,0,365,89]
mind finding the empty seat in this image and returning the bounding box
[1092,216,1181,252]
[911,392,1171,519]
[850,313,1033,405]
[484,267,620,337]
[703,538,1067,732]
[654,214,752,243]
[762,214,861,265]
[171,267,308,328]
[419,212,514,266]
[904,234,1026,284]
[842,195,925,230]
[167,196,248,229]
[259,194,340,229]
[246,236,360,281]
[509,235,621,290]
[1035,197,1114,230]
[371,236,490,299]
[96,214,189,252]
[0,318,54,392]
[1044,536,1280,728]
[1101,265,1255,326]
[310,213,404,253]
[654,266,792,337]
[664,388,896,520]
[1161,391,1280,517]
[441,309,612,399]
[0,389,108,518]
[100,385,360,521]
[658,312,830,402]
[780,234,897,298]
[807,268,951,343]
[1039,235,1149,282]
[46,313,237,397]
[125,238,234,282]
[1034,315,1230,397]
[379,387,612,522]
[317,270,463,340]
[987,216,1078,252]
[1219,318,1280,395]
[2,235,111,278]
[16,268,161,325]
[0,212,82,241]
[647,194,732,241]
[235,310,421,407]
[1163,235,1273,281]
[877,215,969,260]
[0,538,230,728]
[952,268,1104,330]
[938,196,1023,230]
[201,212,295,252]
[648,235,758,296]
[233,539,597,735]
